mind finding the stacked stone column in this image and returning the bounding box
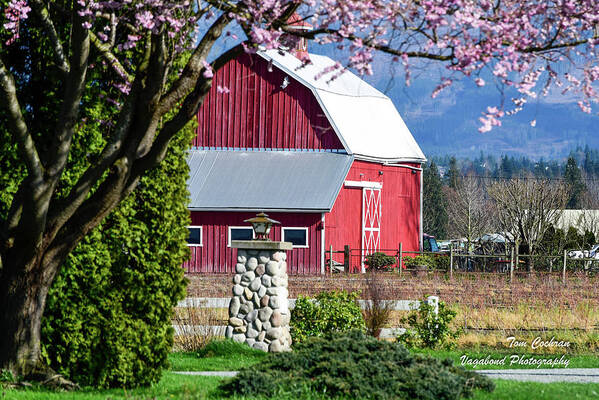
[225,241,292,352]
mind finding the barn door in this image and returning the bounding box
[362,187,381,272]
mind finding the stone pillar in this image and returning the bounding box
[225,240,293,352]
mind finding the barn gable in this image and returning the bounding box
[194,53,344,151]
[258,50,426,163]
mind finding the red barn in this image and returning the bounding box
[184,49,426,274]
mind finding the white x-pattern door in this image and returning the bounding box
[361,187,381,272]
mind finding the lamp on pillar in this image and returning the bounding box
[244,212,280,240]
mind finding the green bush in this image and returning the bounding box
[403,254,433,269]
[432,254,450,270]
[399,299,459,349]
[403,254,449,270]
[219,331,494,399]
[290,291,365,344]
[364,251,396,271]
[40,122,193,388]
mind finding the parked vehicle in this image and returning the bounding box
[568,244,599,259]
[423,234,440,253]
[436,240,452,253]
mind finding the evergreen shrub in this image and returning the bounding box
[40,124,193,388]
[219,331,495,399]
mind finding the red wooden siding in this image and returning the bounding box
[195,54,344,151]
[325,160,421,264]
[185,211,322,274]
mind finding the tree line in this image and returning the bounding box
[423,152,599,272]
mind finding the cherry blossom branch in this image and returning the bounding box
[137,43,244,177]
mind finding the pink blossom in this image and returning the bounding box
[432,79,453,99]
[3,0,30,45]
[2,0,599,130]
[202,61,213,79]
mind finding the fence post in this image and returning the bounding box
[509,247,514,283]
[399,242,403,277]
[515,241,519,273]
[449,246,454,280]
[329,245,333,275]
[562,250,567,284]
[343,245,350,273]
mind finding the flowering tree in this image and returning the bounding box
[0,0,598,380]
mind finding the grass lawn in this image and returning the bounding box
[168,343,599,372]
[415,348,599,370]
[4,341,599,399]
[472,380,599,399]
[1,373,223,399]
[5,375,599,399]
[168,350,265,371]
[169,340,266,371]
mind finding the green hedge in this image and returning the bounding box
[40,123,193,388]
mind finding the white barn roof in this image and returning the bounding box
[259,50,426,163]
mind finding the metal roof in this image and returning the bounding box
[258,50,426,163]
[187,150,353,212]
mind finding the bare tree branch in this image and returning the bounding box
[45,9,90,184]
[89,31,133,82]
[488,177,568,271]
[158,12,232,115]
[0,57,44,185]
[446,174,495,249]
[29,0,69,75]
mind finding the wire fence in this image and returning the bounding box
[324,244,599,283]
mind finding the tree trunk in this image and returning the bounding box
[0,250,58,378]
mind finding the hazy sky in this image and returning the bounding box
[359,51,599,161]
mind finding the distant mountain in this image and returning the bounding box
[352,50,599,161]
[402,100,599,160]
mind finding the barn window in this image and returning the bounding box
[282,227,309,248]
[228,226,255,247]
[187,226,203,246]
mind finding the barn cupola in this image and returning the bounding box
[282,13,312,61]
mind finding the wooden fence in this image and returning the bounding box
[325,244,599,283]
